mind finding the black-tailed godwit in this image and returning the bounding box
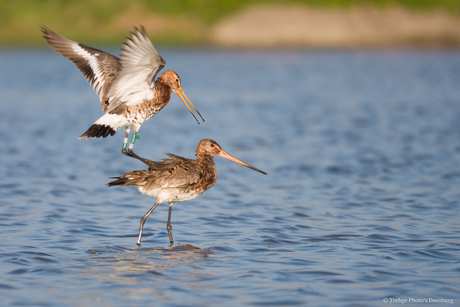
[108,139,266,246]
[41,26,204,155]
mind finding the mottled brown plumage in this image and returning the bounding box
[108,139,267,246]
[41,26,204,155]
[41,26,122,112]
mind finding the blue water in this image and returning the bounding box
[0,47,459,306]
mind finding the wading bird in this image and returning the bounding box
[108,139,267,246]
[41,26,204,155]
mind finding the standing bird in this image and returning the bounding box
[41,26,204,155]
[108,139,267,246]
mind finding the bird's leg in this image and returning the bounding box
[121,126,132,156]
[128,133,140,155]
[125,150,158,170]
[137,201,161,247]
[167,202,174,245]
[123,127,157,169]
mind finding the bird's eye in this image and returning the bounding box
[175,78,179,82]
[210,144,215,147]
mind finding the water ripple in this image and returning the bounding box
[0,49,459,306]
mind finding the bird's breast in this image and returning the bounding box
[139,186,204,203]
[124,85,171,123]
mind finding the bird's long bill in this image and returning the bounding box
[176,88,205,124]
[217,150,267,175]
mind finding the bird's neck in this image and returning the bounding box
[197,154,215,167]
[153,80,172,104]
[197,155,217,182]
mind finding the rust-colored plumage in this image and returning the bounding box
[41,26,204,155]
[108,139,267,246]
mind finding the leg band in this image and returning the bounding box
[130,134,140,144]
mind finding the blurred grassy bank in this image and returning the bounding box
[1,0,460,47]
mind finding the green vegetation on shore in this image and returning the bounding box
[1,0,459,45]
[142,0,460,23]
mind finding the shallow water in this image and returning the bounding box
[0,47,459,306]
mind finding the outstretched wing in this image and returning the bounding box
[41,26,122,107]
[106,26,166,113]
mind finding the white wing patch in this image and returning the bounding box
[108,71,155,107]
[106,27,165,112]
[71,44,106,101]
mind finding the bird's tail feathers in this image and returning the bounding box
[107,176,129,187]
[79,113,128,139]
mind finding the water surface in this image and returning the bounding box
[0,48,459,306]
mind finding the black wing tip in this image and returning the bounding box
[41,25,66,45]
[40,25,54,38]
[126,25,147,41]
[133,25,146,34]
[40,24,50,31]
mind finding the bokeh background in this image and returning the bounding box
[1,1,460,306]
[1,0,460,47]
